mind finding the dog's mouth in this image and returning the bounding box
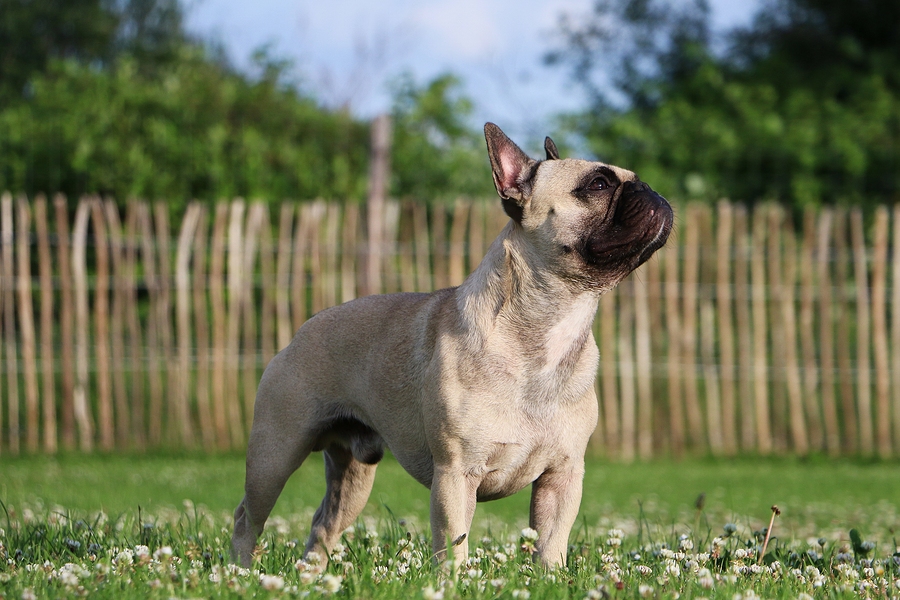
[575,180,673,276]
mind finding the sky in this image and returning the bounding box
[185,0,760,142]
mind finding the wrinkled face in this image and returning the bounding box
[525,158,674,289]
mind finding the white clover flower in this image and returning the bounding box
[115,548,134,566]
[422,585,444,600]
[585,589,604,600]
[636,565,653,576]
[57,571,79,587]
[511,590,530,599]
[260,574,285,591]
[490,578,506,589]
[494,551,508,564]
[698,567,715,589]
[521,528,539,541]
[608,529,625,539]
[733,548,749,560]
[321,573,343,594]
[299,570,316,585]
[606,537,623,548]
[665,562,681,578]
[638,583,654,598]
[152,546,173,561]
[797,593,814,600]
[679,535,694,551]
[22,588,38,600]
[659,548,675,560]
[371,565,389,583]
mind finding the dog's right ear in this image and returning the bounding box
[544,136,560,160]
[484,122,537,223]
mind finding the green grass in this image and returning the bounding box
[1,453,899,598]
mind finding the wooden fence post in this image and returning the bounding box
[871,206,891,457]
[366,114,392,297]
[750,206,771,454]
[34,196,57,453]
[715,201,737,454]
[192,205,215,451]
[175,203,202,449]
[71,199,94,451]
[89,199,114,451]
[816,209,840,455]
[1,193,18,454]
[15,198,39,453]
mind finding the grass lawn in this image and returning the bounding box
[2,452,898,538]
[1,452,898,598]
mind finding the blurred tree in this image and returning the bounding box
[389,73,492,201]
[0,0,118,100]
[0,1,492,208]
[0,48,371,211]
[548,0,900,207]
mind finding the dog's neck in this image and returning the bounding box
[457,221,600,373]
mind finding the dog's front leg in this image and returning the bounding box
[429,464,477,569]
[529,460,585,568]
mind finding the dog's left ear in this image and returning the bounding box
[544,136,560,160]
[484,123,537,223]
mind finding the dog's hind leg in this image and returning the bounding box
[231,416,313,567]
[304,443,377,560]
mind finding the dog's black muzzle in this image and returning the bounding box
[577,179,673,276]
[615,180,673,263]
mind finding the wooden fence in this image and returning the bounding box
[1,194,899,459]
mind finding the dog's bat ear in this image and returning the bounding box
[544,136,560,160]
[484,123,537,223]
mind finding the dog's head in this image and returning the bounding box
[484,122,673,290]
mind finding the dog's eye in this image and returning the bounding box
[587,177,610,191]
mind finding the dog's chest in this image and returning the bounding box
[464,416,581,501]
[473,442,548,500]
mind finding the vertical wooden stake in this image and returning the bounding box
[716,201,737,454]
[15,198,40,453]
[192,205,215,451]
[780,218,808,454]
[850,209,873,456]
[71,200,94,451]
[34,196,57,453]
[366,114,392,297]
[750,206,771,454]
[870,207,891,458]
[54,196,76,450]
[664,243,684,456]
[798,208,823,450]
[816,209,840,455]
[633,265,653,459]
[1,193,19,454]
[175,203,201,449]
[275,203,295,348]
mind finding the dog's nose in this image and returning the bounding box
[622,180,651,194]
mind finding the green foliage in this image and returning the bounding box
[0,48,371,210]
[389,73,493,202]
[0,1,489,209]
[549,0,900,208]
